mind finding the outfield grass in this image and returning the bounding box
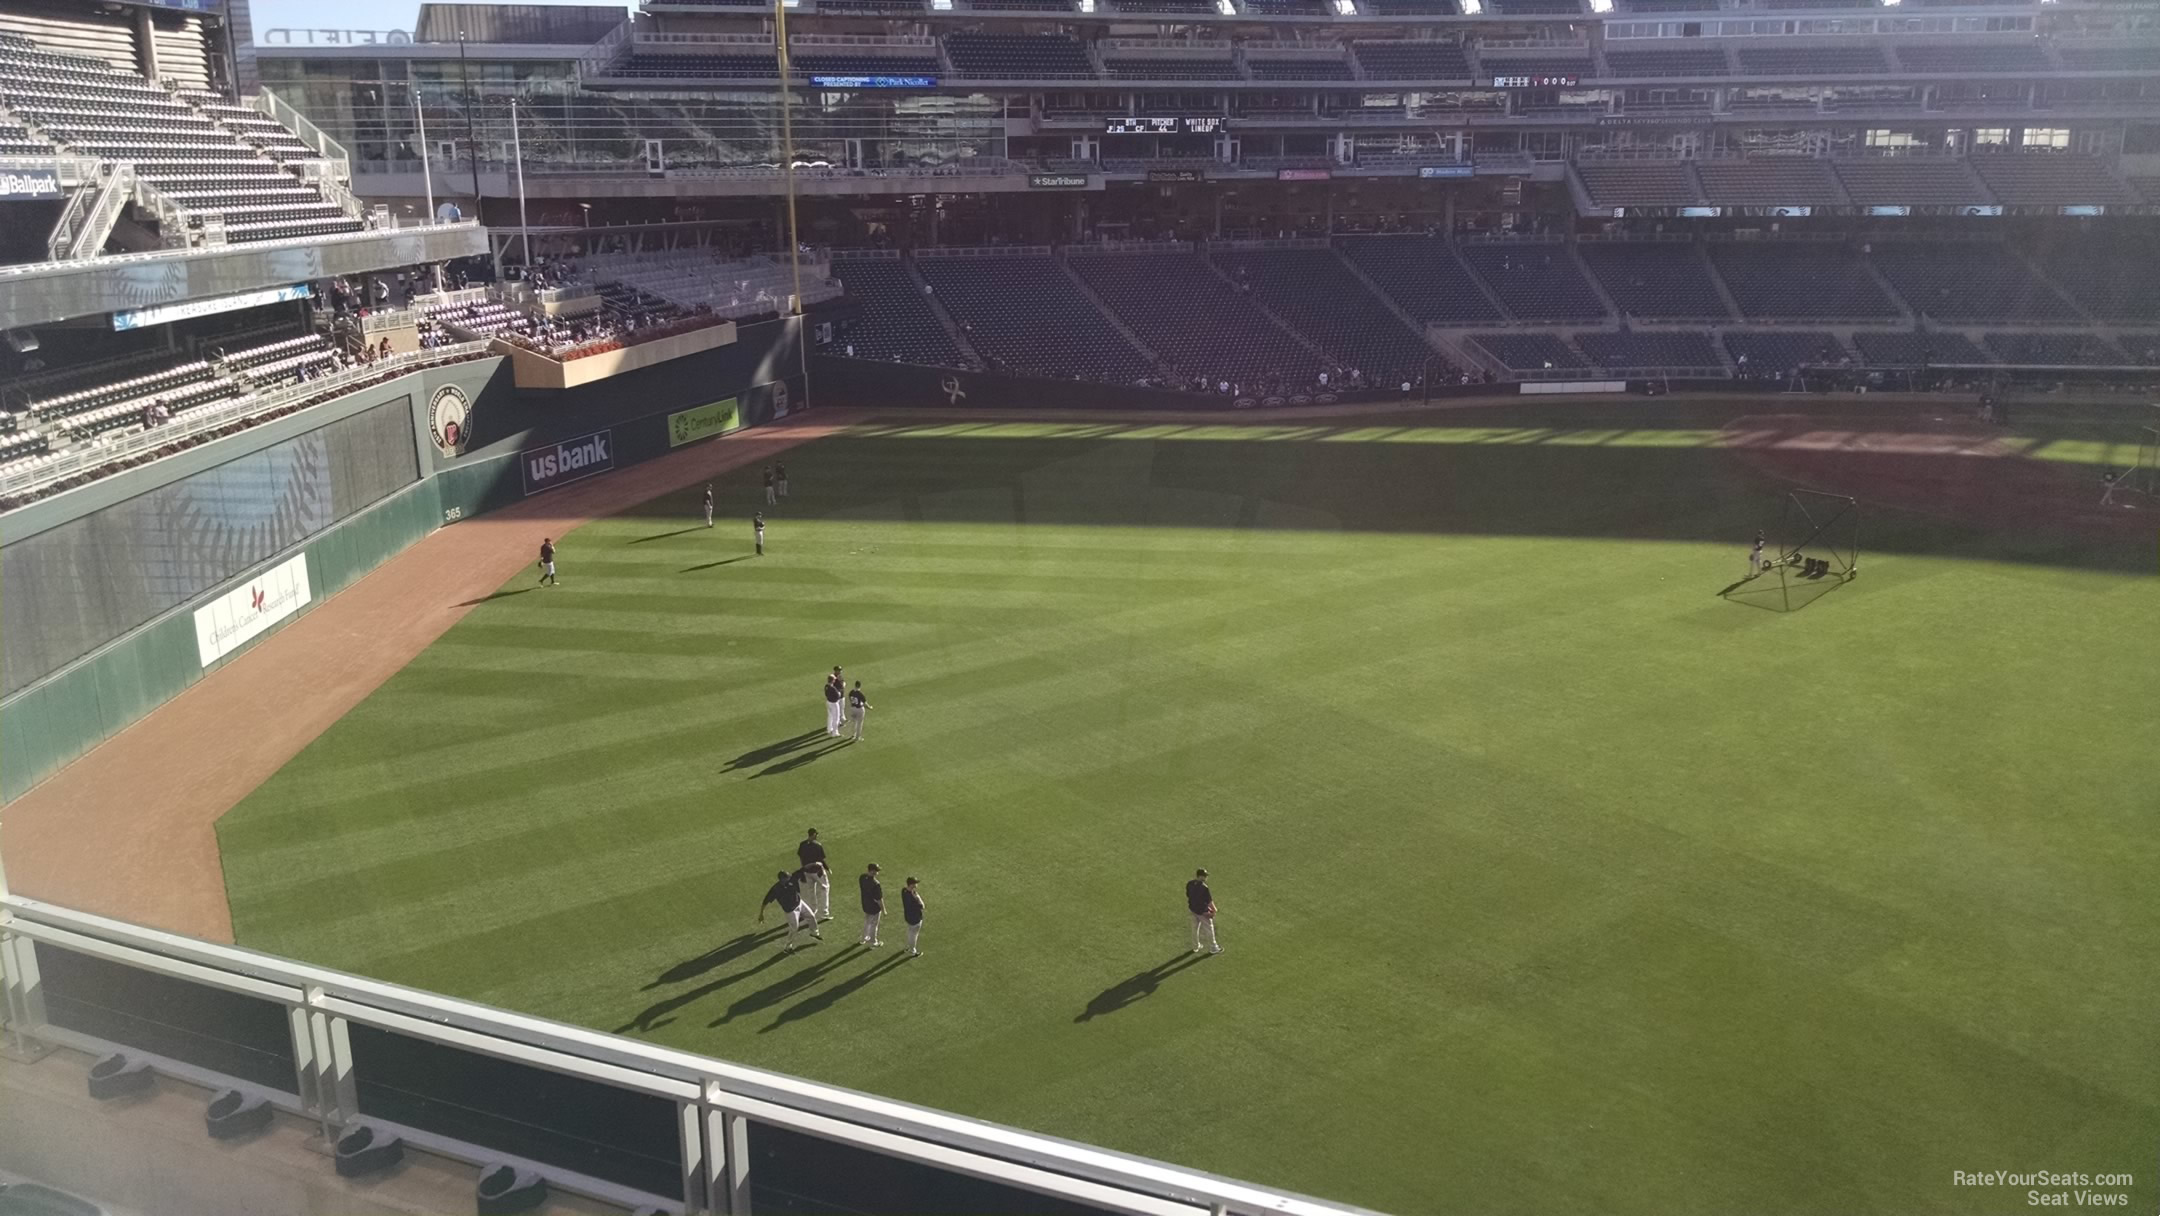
[218,405,2159,1216]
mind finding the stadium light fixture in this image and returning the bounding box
[1589,0,1613,11]
[1333,0,1356,12]
[1460,0,1482,13]
[1221,0,1240,14]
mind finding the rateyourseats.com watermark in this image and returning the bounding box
[1952,1171,2137,1207]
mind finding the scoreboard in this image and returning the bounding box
[1105,117,1225,134]
[1489,74,1580,88]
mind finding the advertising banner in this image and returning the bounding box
[113,283,311,331]
[194,553,311,667]
[1147,169,1206,183]
[668,398,741,447]
[521,429,614,496]
[1277,168,1333,181]
[0,170,61,201]
[1029,174,1091,189]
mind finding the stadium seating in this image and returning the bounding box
[1208,249,1436,386]
[0,37,360,244]
[1102,57,1240,80]
[913,255,1153,381]
[1112,0,1218,12]
[2026,235,2160,323]
[1478,56,1596,82]
[1892,44,2051,74]
[1734,45,1889,75]
[1623,0,1719,11]
[1574,330,1723,373]
[616,54,779,78]
[25,358,218,424]
[1351,42,1471,80]
[1576,243,1732,320]
[793,54,942,77]
[1603,49,1731,78]
[830,258,964,366]
[1968,154,2141,206]
[1851,330,1992,367]
[1360,0,1458,13]
[1489,0,1582,12]
[1459,244,1608,321]
[1068,251,1324,384]
[1707,243,1900,320]
[2056,46,2160,70]
[1722,331,1849,375]
[1830,158,1991,206]
[1984,332,2124,366]
[1467,332,1589,373]
[1240,0,1334,13]
[1695,159,1848,207]
[943,34,1097,78]
[0,116,47,156]
[966,0,1075,9]
[1868,244,2079,323]
[1246,57,1354,80]
[1574,161,1702,207]
[1337,236,1503,325]
[2119,335,2160,365]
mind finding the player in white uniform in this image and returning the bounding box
[702,484,714,527]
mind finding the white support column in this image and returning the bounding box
[725,1110,753,1215]
[0,840,48,1058]
[680,1101,709,1215]
[288,1004,324,1125]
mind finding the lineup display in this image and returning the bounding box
[1490,74,1580,88]
[1104,117,1224,135]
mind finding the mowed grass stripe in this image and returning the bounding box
[218,413,2160,1216]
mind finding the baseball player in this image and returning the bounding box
[798,828,832,920]
[1746,531,1766,580]
[824,667,845,737]
[537,537,558,586]
[754,511,765,556]
[702,483,715,528]
[901,876,925,957]
[858,863,884,947]
[776,462,789,500]
[757,869,820,952]
[764,465,777,505]
[846,681,872,741]
[1186,868,1220,955]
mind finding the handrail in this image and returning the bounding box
[0,219,485,280]
[250,89,353,170]
[65,163,135,260]
[575,16,636,79]
[45,168,99,261]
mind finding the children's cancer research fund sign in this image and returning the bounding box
[194,554,312,667]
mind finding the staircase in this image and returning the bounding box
[902,256,983,367]
[1055,252,1170,372]
[1330,244,1447,355]
[1198,248,1331,363]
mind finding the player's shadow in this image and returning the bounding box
[759,951,909,1034]
[752,739,850,779]
[682,556,753,573]
[628,526,703,545]
[709,945,861,1026]
[616,949,789,1035]
[647,929,783,989]
[1720,571,1848,614]
[1074,953,1209,1023]
[455,588,534,607]
[721,731,826,773]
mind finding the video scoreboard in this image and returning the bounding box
[1104,117,1225,135]
[1489,74,1579,88]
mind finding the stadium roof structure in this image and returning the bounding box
[413,3,631,46]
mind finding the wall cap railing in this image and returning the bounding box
[0,894,1381,1216]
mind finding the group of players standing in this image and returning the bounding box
[758,828,926,957]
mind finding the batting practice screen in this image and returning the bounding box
[0,397,420,697]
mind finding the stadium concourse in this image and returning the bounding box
[1,0,2159,1215]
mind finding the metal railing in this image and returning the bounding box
[62,163,135,261]
[0,345,493,501]
[0,894,1374,1216]
[250,89,353,178]
[576,17,636,79]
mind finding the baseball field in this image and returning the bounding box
[207,400,2158,1216]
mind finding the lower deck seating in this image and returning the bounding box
[1338,236,1502,324]
[1851,330,1992,366]
[1868,244,2079,323]
[1069,251,1323,384]
[1577,243,1731,320]
[1708,243,1899,320]
[1467,332,1589,372]
[1574,330,1722,372]
[1208,249,1434,388]
[2028,235,2160,322]
[1723,331,1848,375]
[831,258,963,365]
[1984,332,2124,366]
[1460,244,1607,321]
[913,255,1152,381]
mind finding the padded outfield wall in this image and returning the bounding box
[0,318,806,802]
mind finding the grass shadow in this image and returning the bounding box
[455,588,535,607]
[758,950,910,1034]
[647,929,783,989]
[682,556,754,573]
[708,944,861,1027]
[722,731,826,774]
[1721,571,1850,614]
[617,947,789,1035]
[752,740,850,779]
[628,526,704,545]
[1074,952,1209,1023]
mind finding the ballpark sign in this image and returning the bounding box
[522,429,614,496]
[194,553,312,667]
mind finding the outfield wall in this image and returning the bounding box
[0,319,807,803]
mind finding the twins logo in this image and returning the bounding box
[427,384,474,456]
[941,375,967,406]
